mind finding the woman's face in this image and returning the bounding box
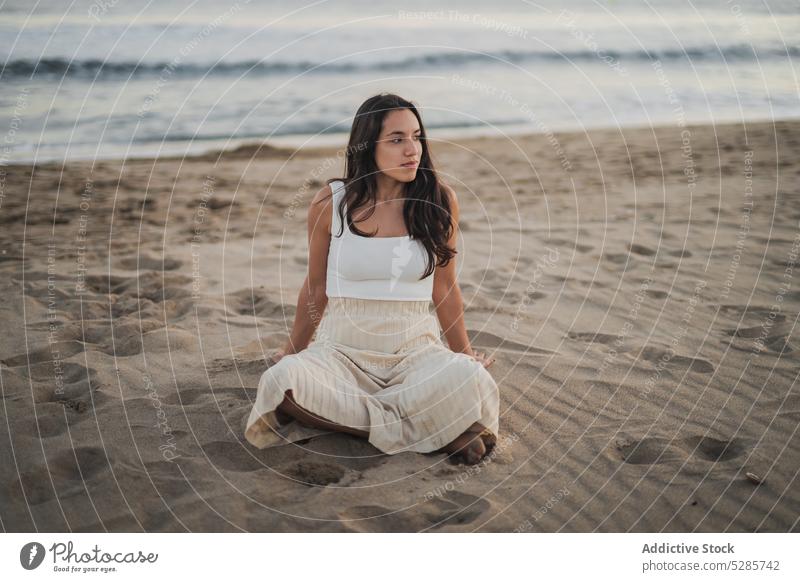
[373,108,423,183]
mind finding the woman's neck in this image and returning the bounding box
[374,174,406,202]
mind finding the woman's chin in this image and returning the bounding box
[391,169,417,182]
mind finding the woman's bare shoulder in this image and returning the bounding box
[439,182,459,217]
[311,182,335,205]
[440,181,457,203]
[308,182,335,236]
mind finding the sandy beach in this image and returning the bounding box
[1,118,798,532]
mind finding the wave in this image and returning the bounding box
[2,44,798,80]
[131,118,520,143]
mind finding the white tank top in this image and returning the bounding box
[325,180,434,301]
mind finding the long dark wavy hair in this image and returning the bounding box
[325,93,456,280]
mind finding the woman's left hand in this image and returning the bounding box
[470,350,496,369]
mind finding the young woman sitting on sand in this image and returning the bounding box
[244,93,499,465]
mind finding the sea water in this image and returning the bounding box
[1,0,798,163]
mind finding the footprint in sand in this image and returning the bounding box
[339,490,491,532]
[616,437,683,464]
[205,422,388,487]
[201,441,266,473]
[49,375,104,414]
[772,256,800,269]
[679,435,747,462]
[617,435,747,465]
[768,394,800,420]
[603,253,632,267]
[118,255,182,271]
[292,434,388,473]
[164,387,250,407]
[717,305,793,354]
[12,446,110,505]
[667,248,692,258]
[567,331,622,345]
[645,289,670,299]
[466,329,553,355]
[753,236,796,246]
[3,320,163,366]
[20,278,72,301]
[628,243,657,257]
[783,290,800,304]
[2,360,98,406]
[285,460,348,486]
[11,469,79,506]
[51,446,110,480]
[12,402,74,438]
[83,272,193,301]
[26,360,94,384]
[228,288,296,319]
[15,317,193,358]
[544,238,594,254]
[1,341,84,367]
[26,319,164,357]
[82,273,135,294]
[207,356,270,376]
[638,346,715,373]
[0,252,24,265]
[724,325,773,339]
[22,273,194,322]
[719,304,786,321]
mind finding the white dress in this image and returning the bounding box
[244,181,500,454]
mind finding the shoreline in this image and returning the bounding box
[6,116,800,168]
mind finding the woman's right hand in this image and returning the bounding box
[470,350,496,369]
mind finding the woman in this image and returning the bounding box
[245,93,499,464]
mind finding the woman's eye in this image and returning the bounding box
[389,136,421,144]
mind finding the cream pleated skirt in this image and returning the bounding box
[244,297,500,454]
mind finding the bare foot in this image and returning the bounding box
[479,429,497,455]
[437,422,489,465]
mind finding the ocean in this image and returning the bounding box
[1,0,798,163]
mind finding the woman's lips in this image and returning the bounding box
[401,162,418,168]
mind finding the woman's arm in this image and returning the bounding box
[432,185,495,368]
[280,184,333,356]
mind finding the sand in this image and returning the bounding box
[1,119,798,532]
